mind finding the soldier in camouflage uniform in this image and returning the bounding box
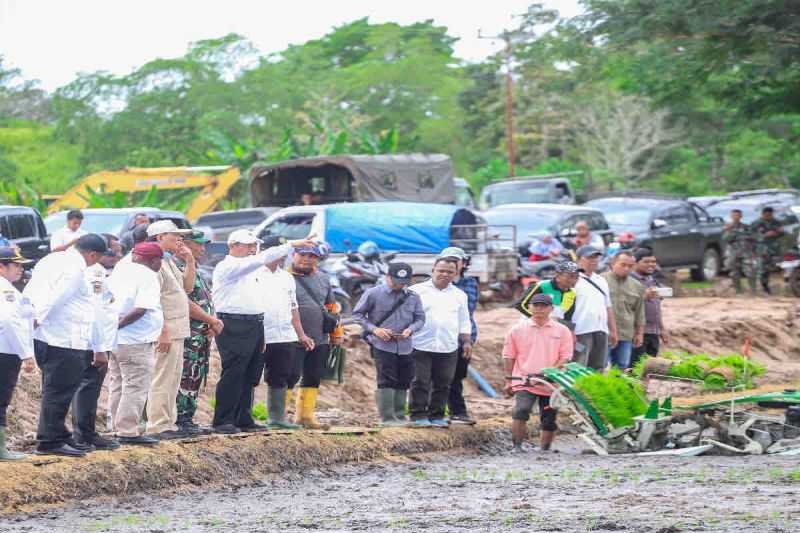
[722,209,756,294]
[750,206,785,295]
[175,230,224,433]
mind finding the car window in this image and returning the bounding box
[454,186,475,208]
[258,214,315,240]
[481,182,551,208]
[596,205,653,228]
[587,213,609,231]
[6,214,37,239]
[197,211,269,228]
[665,205,693,225]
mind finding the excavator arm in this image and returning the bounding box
[47,166,241,222]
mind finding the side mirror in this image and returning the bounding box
[652,218,668,230]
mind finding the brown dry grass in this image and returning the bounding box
[0,419,506,516]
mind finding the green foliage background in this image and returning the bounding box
[2,2,799,211]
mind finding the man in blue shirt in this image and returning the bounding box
[441,247,479,425]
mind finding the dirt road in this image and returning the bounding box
[3,435,798,532]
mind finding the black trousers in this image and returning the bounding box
[0,353,22,427]
[71,351,108,442]
[371,347,414,390]
[288,344,326,389]
[212,318,264,428]
[447,345,469,417]
[34,340,88,450]
[631,333,661,368]
[264,342,296,388]
[410,350,457,421]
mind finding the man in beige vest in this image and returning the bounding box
[145,220,193,438]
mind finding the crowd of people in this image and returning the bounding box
[0,207,737,459]
[723,206,785,295]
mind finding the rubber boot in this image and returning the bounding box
[540,430,556,451]
[748,276,757,295]
[267,387,301,430]
[393,389,408,422]
[762,279,772,296]
[0,426,26,461]
[294,387,323,429]
[375,389,404,427]
[732,276,742,295]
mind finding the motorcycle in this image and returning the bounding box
[327,240,396,309]
[781,243,800,297]
[488,256,537,302]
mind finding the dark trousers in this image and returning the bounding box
[212,318,264,428]
[34,340,88,450]
[0,353,22,427]
[447,346,469,417]
[71,351,108,442]
[631,333,661,368]
[288,344,326,389]
[371,347,414,390]
[264,342,296,388]
[410,350,457,421]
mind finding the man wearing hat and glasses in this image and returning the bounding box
[175,230,224,434]
[144,220,194,439]
[515,260,579,327]
[353,262,425,427]
[211,229,316,434]
[572,245,619,370]
[24,234,110,456]
[503,292,573,452]
[0,247,36,460]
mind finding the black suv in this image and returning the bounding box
[0,205,50,264]
[585,197,725,281]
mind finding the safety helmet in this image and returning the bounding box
[316,241,332,261]
[357,240,380,260]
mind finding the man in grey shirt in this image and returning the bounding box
[288,244,343,428]
[353,263,425,427]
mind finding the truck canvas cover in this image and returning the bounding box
[324,202,477,254]
[249,154,455,206]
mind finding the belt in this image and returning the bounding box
[217,312,264,322]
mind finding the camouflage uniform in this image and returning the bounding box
[175,259,214,424]
[722,222,755,293]
[750,217,784,293]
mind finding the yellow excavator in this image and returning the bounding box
[46,165,241,221]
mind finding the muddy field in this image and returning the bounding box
[3,434,799,532]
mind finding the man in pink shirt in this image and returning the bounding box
[503,292,573,452]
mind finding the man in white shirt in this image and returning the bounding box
[260,236,315,429]
[0,247,36,460]
[108,242,165,446]
[211,229,315,434]
[408,257,472,428]
[23,234,109,457]
[572,245,619,370]
[70,234,121,450]
[50,209,88,253]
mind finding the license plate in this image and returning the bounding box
[780,260,800,269]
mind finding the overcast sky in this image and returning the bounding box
[0,0,581,92]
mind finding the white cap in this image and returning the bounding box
[227,229,263,245]
[146,219,192,237]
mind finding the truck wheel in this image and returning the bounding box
[690,248,721,282]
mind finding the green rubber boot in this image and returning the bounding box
[266,387,301,430]
[0,426,26,461]
[376,389,405,427]
[393,389,409,422]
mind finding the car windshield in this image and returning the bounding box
[44,212,132,236]
[455,186,475,208]
[706,202,759,223]
[587,202,652,228]
[258,215,314,240]
[483,209,560,243]
[482,182,550,208]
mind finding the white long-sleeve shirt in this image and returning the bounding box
[85,263,118,352]
[49,226,87,250]
[409,280,471,354]
[109,260,164,345]
[23,248,106,351]
[0,277,35,359]
[212,243,293,315]
[262,267,299,344]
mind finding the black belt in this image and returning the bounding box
[217,312,264,322]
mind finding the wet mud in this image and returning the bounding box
[3,435,798,533]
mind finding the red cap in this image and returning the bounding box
[133,242,164,259]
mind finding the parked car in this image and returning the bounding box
[0,205,50,264]
[703,196,800,252]
[195,207,281,242]
[45,207,191,239]
[482,204,612,258]
[478,175,579,210]
[585,197,725,281]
